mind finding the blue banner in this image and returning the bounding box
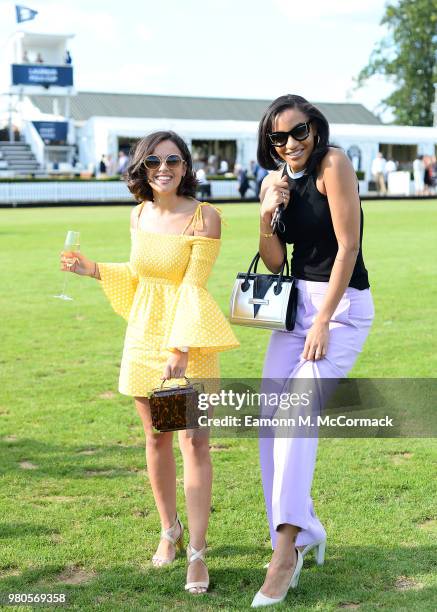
[32,121,68,145]
[12,64,73,87]
[15,5,38,23]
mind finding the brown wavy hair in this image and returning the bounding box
[125,131,197,202]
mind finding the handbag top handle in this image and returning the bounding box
[160,376,191,390]
[241,252,290,295]
[249,252,289,276]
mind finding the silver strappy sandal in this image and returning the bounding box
[151,513,184,567]
[185,542,209,594]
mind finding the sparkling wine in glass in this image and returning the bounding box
[54,230,80,301]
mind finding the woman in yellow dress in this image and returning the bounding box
[60,131,239,594]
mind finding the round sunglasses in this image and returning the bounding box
[143,154,185,170]
[268,122,311,147]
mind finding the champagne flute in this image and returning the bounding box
[54,230,80,301]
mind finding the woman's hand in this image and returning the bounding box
[302,321,330,361]
[260,175,290,225]
[162,350,189,380]
[60,251,95,276]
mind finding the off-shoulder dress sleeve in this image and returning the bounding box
[97,261,138,321]
[97,207,140,321]
[163,237,239,353]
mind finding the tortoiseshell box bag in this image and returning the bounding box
[149,378,203,432]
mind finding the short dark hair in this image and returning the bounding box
[257,94,331,175]
[125,131,197,202]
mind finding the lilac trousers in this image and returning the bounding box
[260,279,374,549]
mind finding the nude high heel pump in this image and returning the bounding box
[251,549,303,608]
[263,538,326,569]
[301,539,326,565]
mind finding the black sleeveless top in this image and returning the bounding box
[277,166,370,290]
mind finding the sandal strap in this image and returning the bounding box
[185,543,209,593]
[187,543,207,563]
[160,514,182,545]
[152,554,171,564]
[185,581,208,591]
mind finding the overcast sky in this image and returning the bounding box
[0,0,395,120]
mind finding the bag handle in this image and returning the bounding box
[160,376,191,390]
[241,252,289,293]
[246,252,289,276]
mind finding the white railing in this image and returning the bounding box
[0,178,248,205]
[22,120,45,166]
[207,180,241,198]
[0,177,393,205]
[0,180,133,204]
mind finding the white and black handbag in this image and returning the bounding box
[229,252,298,332]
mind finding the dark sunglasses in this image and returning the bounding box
[268,122,311,147]
[143,154,185,170]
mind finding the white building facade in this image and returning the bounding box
[4,91,437,193]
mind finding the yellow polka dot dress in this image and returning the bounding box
[97,202,239,397]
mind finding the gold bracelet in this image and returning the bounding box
[261,232,274,238]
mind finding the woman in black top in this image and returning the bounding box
[251,95,374,607]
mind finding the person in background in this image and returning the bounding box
[196,164,211,199]
[207,154,217,174]
[218,159,229,174]
[253,162,269,198]
[371,152,387,195]
[22,50,29,63]
[98,155,107,177]
[423,156,434,195]
[384,158,397,192]
[249,160,257,194]
[413,154,425,196]
[106,154,117,177]
[117,150,129,175]
[35,53,44,63]
[385,158,397,175]
[71,145,79,169]
[431,156,437,195]
[235,164,250,199]
[65,50,72,64]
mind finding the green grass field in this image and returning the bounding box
[0,201,436,611]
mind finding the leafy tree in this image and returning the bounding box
[356,0,437,126]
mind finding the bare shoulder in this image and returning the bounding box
[195,202,221,239]
[130,203,142,229]
[260,168,282,201]
[320,148,359,201]
[262,168,282,187]
[321,147,353,173]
